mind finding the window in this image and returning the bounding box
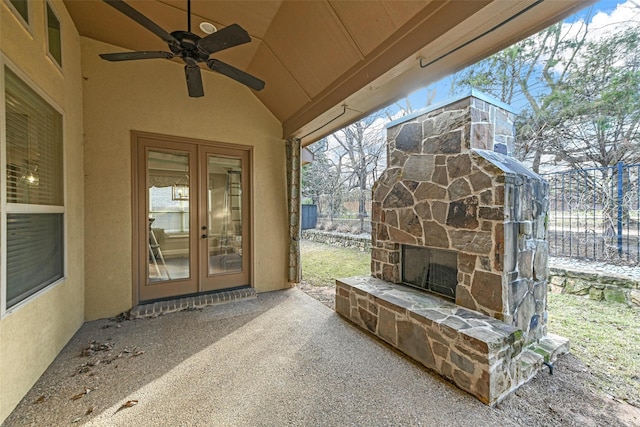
[6,0,29,25]
[4,66,64,309]
[46,2,62,67]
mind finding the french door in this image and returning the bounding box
[134,133,251,302]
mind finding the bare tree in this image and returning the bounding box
[330,114,386,231]
[301,139,348,221]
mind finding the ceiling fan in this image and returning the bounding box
[99,0,265,97]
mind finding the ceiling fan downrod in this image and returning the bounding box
[187,0,191,33]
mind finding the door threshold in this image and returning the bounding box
[130,287,256,319]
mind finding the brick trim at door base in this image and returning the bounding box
[129,288,256,319]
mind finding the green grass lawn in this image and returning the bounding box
[300,240,640,405]
[547,292,640,404]
[300,241,370,286]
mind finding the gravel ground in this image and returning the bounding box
[3,287,639,427]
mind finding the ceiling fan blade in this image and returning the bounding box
[206,59,265,91]
[99,51,174,61]
[103,0,178,45]
[198,24,251,55]
[185,65,204,98]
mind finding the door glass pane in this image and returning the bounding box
[147,151,190,282]
[207,156,242,275]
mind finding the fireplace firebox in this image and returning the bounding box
[402,246,457,299]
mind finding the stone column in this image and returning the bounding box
[286,137,301,284]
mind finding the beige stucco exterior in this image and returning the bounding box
[81,37,287,320]
[0,0,85,420]
[0,2,286,420]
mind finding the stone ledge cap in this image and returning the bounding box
[337,276,521,345]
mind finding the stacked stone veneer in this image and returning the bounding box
[335,277,569,405]
[337,92,569,405]
[371,93,549,341]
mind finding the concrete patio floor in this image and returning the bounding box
[3,289,541,426]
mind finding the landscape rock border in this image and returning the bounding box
[549,266,640,307]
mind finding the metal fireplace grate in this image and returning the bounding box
[402,246,457,299]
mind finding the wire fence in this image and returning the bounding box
[542,162,640,266]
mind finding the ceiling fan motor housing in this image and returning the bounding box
[170,30,210,64]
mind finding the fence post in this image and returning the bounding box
[617,161,624,257]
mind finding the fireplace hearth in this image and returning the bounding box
[336,91,569,405]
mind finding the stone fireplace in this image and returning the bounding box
[336,91,569,405]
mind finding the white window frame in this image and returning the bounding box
[3,0,32,34]
[0,57,68,318]
[45,1,63,71]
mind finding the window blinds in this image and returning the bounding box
[4,66,65,308]
[6,214,64,307]
[5,67,63,206]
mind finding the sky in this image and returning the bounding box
[400,0,640,116]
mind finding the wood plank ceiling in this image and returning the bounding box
[64,0,590,145]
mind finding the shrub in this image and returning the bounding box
[322,222,336,231]
[336,225,351,233]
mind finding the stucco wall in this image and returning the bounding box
[81,37,288,320]
[0,0,85,422]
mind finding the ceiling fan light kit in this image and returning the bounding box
[199,22,217,35]
[99,0,265,97]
